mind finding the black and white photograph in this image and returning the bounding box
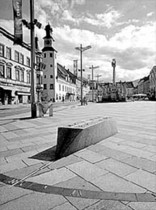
[0,0,156,209]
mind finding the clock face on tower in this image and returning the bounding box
[45,39,51,46]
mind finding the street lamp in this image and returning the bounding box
[89,65,99,102]
[111,58,116,86]
[75,44,91,105]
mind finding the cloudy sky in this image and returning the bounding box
[0,0,155,82]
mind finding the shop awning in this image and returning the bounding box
[16,91,31,96]
[0,85,14,91]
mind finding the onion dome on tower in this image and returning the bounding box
[42,23,57,52]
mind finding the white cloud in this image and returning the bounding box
[51,20,155,82]
[96,10,122,28]
[81,10,122,28]
[147,12,154,17]
[109,22,156,52]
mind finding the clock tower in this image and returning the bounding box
[42,23,57,101]
[43,23,54,49]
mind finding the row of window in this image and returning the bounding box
[43,84,54,90]
[0,64,31,83]
[44,75,53,79]
[44,52,53,58]
[0,43,31,67]
[59,84,75,93]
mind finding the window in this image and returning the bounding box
[50,53,53,57]
[50,84,54,89]
[36,56,39,64]
[16,69,20,81]
[44,53,46,58]
[6,47,11,59]
[0,44,4,57]
[0,64,5,78]
[19,53,24,64]
[44,75,46,78]
[59,84,61,91]
[15,51,19,62]
[21,70,24,82]
[44,84,47,89]
[27,72,30,83]
[6,66,11,79]
[26,57,30,67]
[62,85,64,91]
[50,75,53,78]
[50,64,53,67]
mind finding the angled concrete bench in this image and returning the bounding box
[55,117,118,159]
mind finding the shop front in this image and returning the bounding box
[0,85,31,105]
[0,86,13,105]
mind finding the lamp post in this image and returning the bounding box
[30,0,36,118]
[89,65,99,102]
[22,0,42,118]
[75,44,91,105]
[111,58,116,86]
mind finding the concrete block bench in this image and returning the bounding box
[55,117,118,159]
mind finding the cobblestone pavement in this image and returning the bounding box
[0,101,156,210]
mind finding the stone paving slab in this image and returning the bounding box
[90,173,146,193]
[66,160,108,182]
[125,169,156,193]
[121,156,156,173]
[95,158,138,177]
[51,202,77,210]
[85,200,132,210]
[27,167,77,186]
[65,196,99,210]
[0,159,27,173]
[4,163,43,179]
[0,191,67,210]
[0,185,32,205]
[128,202,156,210]
[74,148,108,163]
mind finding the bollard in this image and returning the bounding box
[38,103,44,117]
[49,104,53,116]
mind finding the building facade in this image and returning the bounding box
[149,66,156,100]
[0,27,42,105]
[41,24,77,102]
[138,76,150,95]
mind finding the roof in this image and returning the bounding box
[42,46,57,52]
[132,79,140,88]
[126,81,134,88]
[57,63,68,80]
[138,76,149,84]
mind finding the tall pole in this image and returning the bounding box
[112,59,116,86]
[89,65,99,102]
[30,0,37,118]
[91,65,93,102]
[75,44,91,105]
[113,66,115,85]
[80,44,83,105]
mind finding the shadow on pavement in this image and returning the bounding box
[30,145,57,161]
[19,117,33,120]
